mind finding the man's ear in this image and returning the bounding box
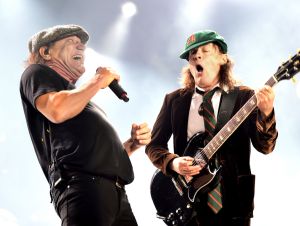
[220,53,228,65]
[39,46,51,60]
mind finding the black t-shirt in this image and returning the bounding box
[20,64,134,184]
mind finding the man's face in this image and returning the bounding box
[48,35,86,76]
[188,43,226,90]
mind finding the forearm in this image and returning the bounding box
[123,138,136,156]
[37,77,102,123]
[146,146,178,175]
[253,108,278,154]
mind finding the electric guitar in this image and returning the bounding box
[150,51,300,226]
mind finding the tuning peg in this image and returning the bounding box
[291,77,297,84]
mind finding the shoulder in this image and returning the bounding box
[21,64,65,84]
[20,64,69,97]
[158,88,193,111]
[235,85,254,95]
[165,88,193,100]
[229,85,255,103]
[22,64,52,76]
[21,64,55,82]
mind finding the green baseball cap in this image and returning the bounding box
[179,30,227,60]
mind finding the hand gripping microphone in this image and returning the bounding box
[109,79,129,102]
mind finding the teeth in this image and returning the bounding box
[73,55,82,60]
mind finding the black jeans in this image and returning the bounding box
[51,173,138,226]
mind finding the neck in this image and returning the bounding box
[46,60,81,84]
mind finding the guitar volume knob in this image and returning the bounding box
[179,215,186,222]
[175,208,182,215]
[167,212,175,220]
[172,220,178,226]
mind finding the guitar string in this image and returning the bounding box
[189,63,290,167]
[190,54,299,166]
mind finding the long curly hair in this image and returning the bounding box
[180,54,237,91]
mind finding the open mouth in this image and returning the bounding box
[196,64,203,72]
[72,55,83,61]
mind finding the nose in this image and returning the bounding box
[77,42,86,51]
[190,50,202,62]
[195,50,203,60]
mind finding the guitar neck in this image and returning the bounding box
[199,76,278,160]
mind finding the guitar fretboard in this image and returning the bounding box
[195,76,277,161]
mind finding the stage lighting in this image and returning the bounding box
[121,1,137,18]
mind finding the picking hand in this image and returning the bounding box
[170,156,202,176]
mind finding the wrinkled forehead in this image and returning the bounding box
[58,35,83,43]
[48,35,85,49]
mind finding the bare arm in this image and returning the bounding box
[36,67,119,123]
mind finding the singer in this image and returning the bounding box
[19,24,151,226]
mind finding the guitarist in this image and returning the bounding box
[146,30,278,226]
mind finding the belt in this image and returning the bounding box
[64,171,126,189]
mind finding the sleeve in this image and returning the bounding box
[246,89,278,154]
[251,108,278,154]
[20,64,66,109]
[145,94,179,175]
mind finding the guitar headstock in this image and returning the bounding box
[275,51,300,82]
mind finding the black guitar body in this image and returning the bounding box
[150,170,194,226]
[182,132,221,202]
[150,51,300,226]
[150,132,221,226]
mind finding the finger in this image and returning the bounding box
[137,122,148,127]
[131,123,139,133]
[135,136,151,144]
[137,132,151,139]
[136,126,148,134]
[182,168,199,176]
[136,127,151,136]
[136,138,151,146]
[188,169,201,176]
[182,156,194,161]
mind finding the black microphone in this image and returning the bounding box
[109,79,129,102]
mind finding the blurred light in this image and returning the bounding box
[121,2,137,18]
[98,3,136,57]
[297,80,300,98]
[178,0,213,25]
[0,209,19,226]
[82,48,119,78]
[0,0,23,18]
[1,169,8,175]
[0,132,6,143]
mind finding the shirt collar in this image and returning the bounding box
[194,84,229,95]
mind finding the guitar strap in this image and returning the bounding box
[212,86,239,171]
[216,87,239,133]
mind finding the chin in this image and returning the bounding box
[78,66,86,75]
